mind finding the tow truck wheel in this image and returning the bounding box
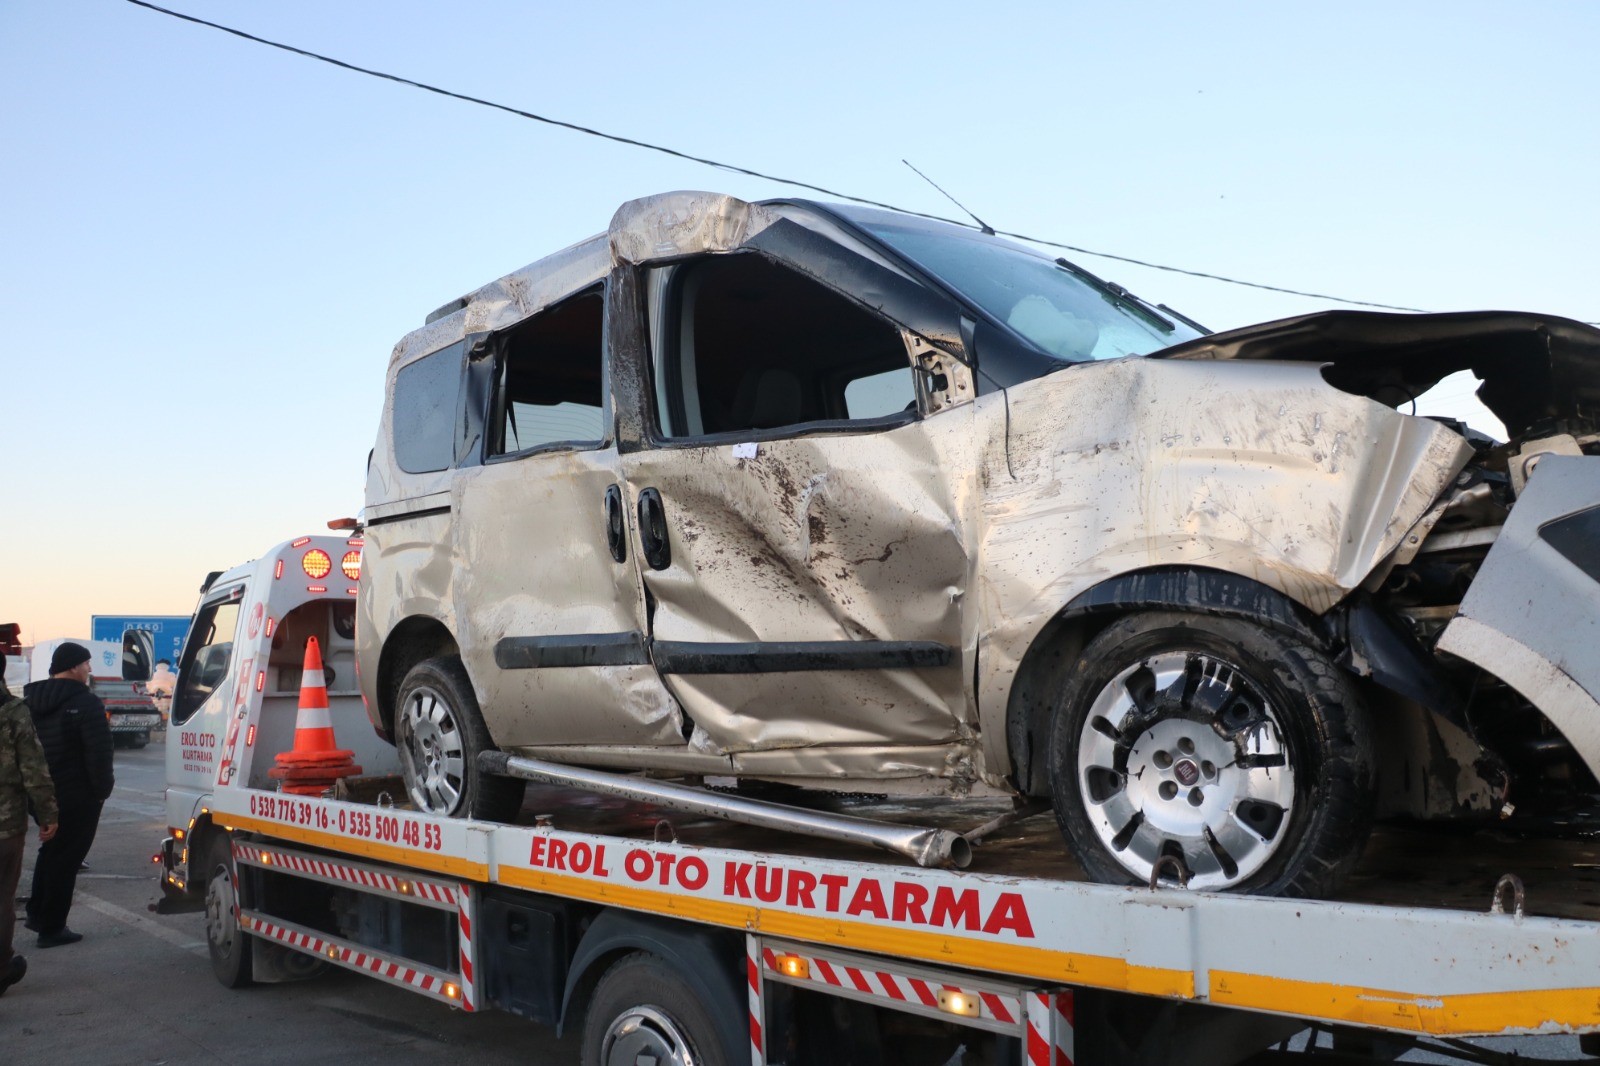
[1048,612,1375,897]
[582,952,736,1066]
[204,836,252,988]
[394,656,524,821]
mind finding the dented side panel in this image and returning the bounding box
[974,358,1472,777]
[451,447,685,747]
[355,511,457,729]
[618,409,980,766]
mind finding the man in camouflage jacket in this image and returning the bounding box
[1,652,59,995]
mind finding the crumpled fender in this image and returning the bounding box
[974,357,1473,778]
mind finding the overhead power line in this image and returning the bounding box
[126,0,1597,324]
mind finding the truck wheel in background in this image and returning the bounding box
[581,952,739,1066]
[1048,612,1374,898]
[394,656,524,821]
[203,835,253,988]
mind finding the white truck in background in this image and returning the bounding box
[30,634,164,748]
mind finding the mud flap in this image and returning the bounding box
[1437,455,1600,777]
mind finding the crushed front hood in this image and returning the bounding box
[1158,310,1600,438]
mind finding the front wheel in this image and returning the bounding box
[394,656,524,821]
[582,953,739,1066]
[1048,612,1374,897]
[204,835,252,988]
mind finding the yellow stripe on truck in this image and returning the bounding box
[1211,970,1600,1035]
[223,814,489,881]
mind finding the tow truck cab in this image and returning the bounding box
[159,535,384,899]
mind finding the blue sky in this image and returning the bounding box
[3,0,1597,643]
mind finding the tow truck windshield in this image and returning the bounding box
[844,212,1206,362]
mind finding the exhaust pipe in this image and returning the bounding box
[479,751,972,869]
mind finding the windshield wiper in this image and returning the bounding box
[1054,256,1177,334]
[1157,303,1210,335]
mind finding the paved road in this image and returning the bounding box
[4,745,1587,1064]
[4,743,578,1065]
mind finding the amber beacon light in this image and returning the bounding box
[301,549,333,579]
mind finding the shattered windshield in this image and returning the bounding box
[851,218,1205,362]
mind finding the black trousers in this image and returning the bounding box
[25,801,102,935]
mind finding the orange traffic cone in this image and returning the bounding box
[269,636,361,796]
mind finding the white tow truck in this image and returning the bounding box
[158,536,1600,1065]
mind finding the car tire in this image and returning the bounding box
[581,952,739,1066]
[394,656,524,821]
[204,835,252,988]
[1047,611,1374,897]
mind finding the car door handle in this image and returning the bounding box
[637,488,672,571]
[603,485,627,563]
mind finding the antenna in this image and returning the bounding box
[902,160,995,235]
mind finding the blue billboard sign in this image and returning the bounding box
[91,615,191,665]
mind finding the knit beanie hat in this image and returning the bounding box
[49,641,92,675]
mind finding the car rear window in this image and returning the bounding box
[392,341,465,473]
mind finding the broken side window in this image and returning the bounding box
[651,254,916,439]
[490,289,606,456]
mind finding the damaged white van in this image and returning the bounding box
[358,190,1600,898]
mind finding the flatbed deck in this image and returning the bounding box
[210,779,1600,1041]
[466,782,1600,923]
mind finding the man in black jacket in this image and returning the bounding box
[22,642,114,947]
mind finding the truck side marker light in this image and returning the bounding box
[307,585,327,594]
[938,990,980,1018]
[291,537,312,548]
[265,617,277,637]
[326,945,341,959]
[256,671,266,693]
[775,954,810,979]
[398,881,414,896]
[261,853,275,866]
[347,538,364,549]
[173,828,185,840]
[347,587,359,596]
[274,560,284,580]
[444,983,460,1000]
[302,549,333,579]
[246,725,256,747]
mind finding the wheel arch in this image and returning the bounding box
[184,811,230,895]
[1005,566,1327,797]
[557,909,745,1049]
[376,616,460,739]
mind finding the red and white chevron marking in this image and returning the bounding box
[760,946,1023,1027]
[243,915,458,1003]
[746,935,766,1066]
[457,883,477,1013]
[1026,990,1075,1066]
[234,843,457,904]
